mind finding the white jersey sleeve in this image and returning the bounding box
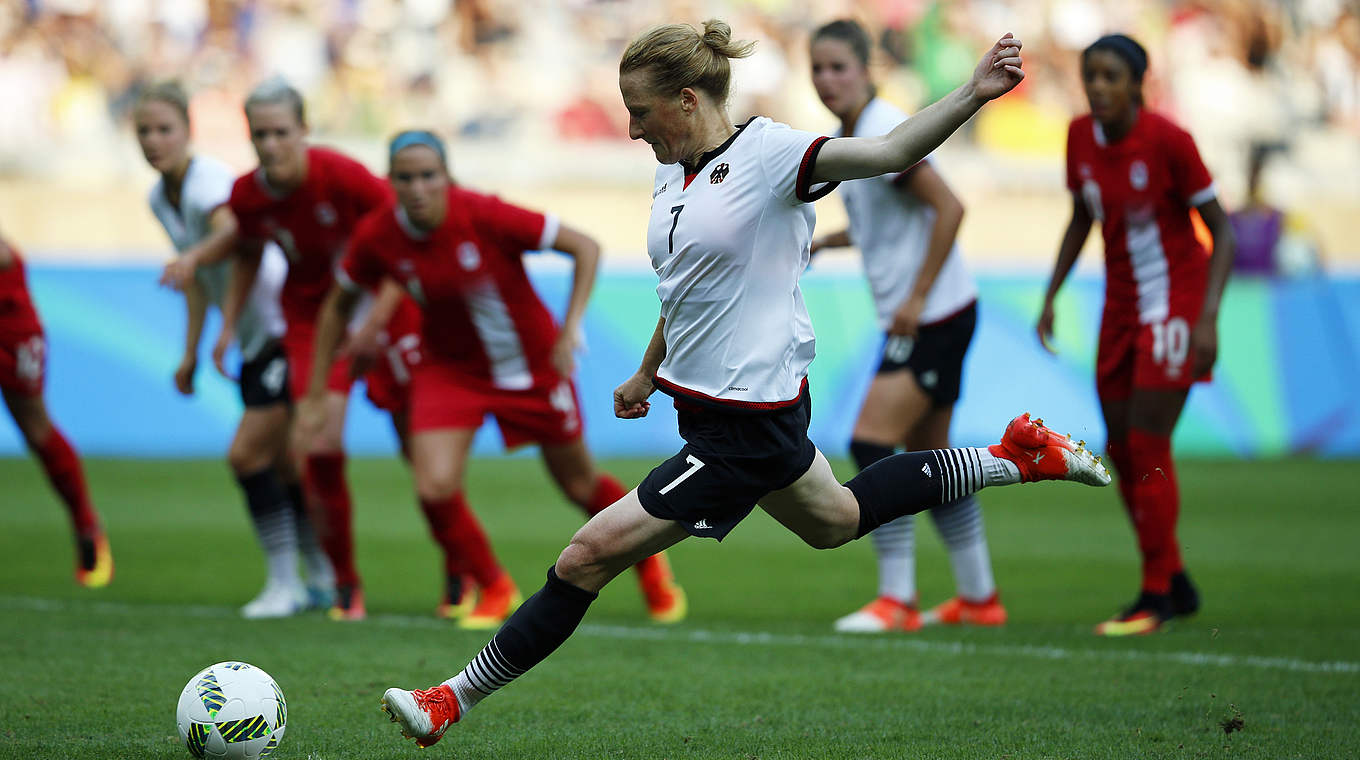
[756,121,838,205]
[148,155,287,360]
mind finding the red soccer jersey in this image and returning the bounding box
[1066,110,1216,324]
[229,147,391,329]
[340,187,562,391]
[0,242,43,339]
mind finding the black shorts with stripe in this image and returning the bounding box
[239,340,291,408]
[876,301,976,407]
[637,389,817,541]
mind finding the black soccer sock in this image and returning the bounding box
[236,468,299,585]
[287,481,333,588]
[849,440,895,472]
[446,566,598,713]
[846,448,989,539]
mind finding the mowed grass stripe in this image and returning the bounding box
[6,594,1356,676]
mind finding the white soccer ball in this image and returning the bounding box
[175,661,287,759]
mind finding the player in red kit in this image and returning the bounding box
[0,234,112,587]
[183,78,480,621]
[1038,35,1236,636]
[301,131,687,629]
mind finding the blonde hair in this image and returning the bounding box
[244,75,306,126]
[619,19,755,103]
[137,79,191,126]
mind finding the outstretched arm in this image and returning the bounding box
[176,279,208,394]
[162,205,241,290]
[1037,194,1093,353]
[211,239,264,377]
[614,316,666,419]
[812,34,1024,184]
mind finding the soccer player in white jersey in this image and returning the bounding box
[809,19,1006,633]
[135,81,334,618]
[381,20,1107,746]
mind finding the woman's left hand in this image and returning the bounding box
[1190,317,1218,378]
[551,331,580,378]
[971,33,1025,102]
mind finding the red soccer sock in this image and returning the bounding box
[580,473,628,518]
[34,427,100,537]
[442,492,505,588]
[1104,437,1137,520]
[305,453,360,589]
[1126,428,1184,595]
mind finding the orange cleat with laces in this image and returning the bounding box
[988,413,1111,486]
[382,684,461,748]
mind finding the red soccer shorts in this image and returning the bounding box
[283,328,353,401]
[364,329,421,414]
[0,331,44,396]
[409,362,583,448]
[1096,295,1211,401]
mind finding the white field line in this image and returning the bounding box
[3,595,1356,676]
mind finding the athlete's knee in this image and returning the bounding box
[227,440,272,475]
[414,468,460,503]
[555,530,626,589]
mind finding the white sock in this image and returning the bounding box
[255,509,301,588]
[871,515,916,603]
[973,448,1020,486]
[931,496,997,601]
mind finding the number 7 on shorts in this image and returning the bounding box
[659,455,706,495]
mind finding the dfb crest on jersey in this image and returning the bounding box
[315,202,338,227]
[710,163,730,184]
[1129,160,1149,191]
[457,241,481,271]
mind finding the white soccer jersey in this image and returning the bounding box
[836,98,977,328]
[648,117,837,410]
[149,155,286,361]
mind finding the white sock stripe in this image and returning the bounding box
[931,450,951,503]
[473,651,518,685]
[945,448,965,502]
[466,657,512,690]
[486,640,527,676]
[932,496,984,548]
[965,448,984,492]
[458,667,496,696]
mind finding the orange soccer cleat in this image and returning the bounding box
[458,573,521,630]
[74,530,114,588]
[924,592,1008,627]
[635,552,687,624]
[382,684,461,748]
[328,584,367,621]
[1095,592,1172,636]
[436,575,477,620]
[988,413,1111,486]
[834,596,922,633]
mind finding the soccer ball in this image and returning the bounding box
[175,661,287,759]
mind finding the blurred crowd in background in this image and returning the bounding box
[1,0,1357,267]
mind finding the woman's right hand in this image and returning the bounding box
[614,371,655,419]
[211,328,235,378]
[1036,299,1057,354]
[161,252,199,291]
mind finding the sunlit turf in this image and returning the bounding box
[1,456,1356,758]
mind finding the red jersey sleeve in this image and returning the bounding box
[338,218,386,293]
[1165,125,1215,208]
[227,177,267,242]
[477,194,553,255]
[1065,119,1082,193]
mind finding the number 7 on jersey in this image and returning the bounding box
[668,205,684,255]
[659,454,705,495]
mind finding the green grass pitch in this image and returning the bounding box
[1,456,1356,759]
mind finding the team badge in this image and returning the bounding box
[457,241,481,271]
[1079,164,1092,180]
[396,259,415,275]
[1129,160,1148,191]
[315,202,338,226]
[709,163,729,184]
